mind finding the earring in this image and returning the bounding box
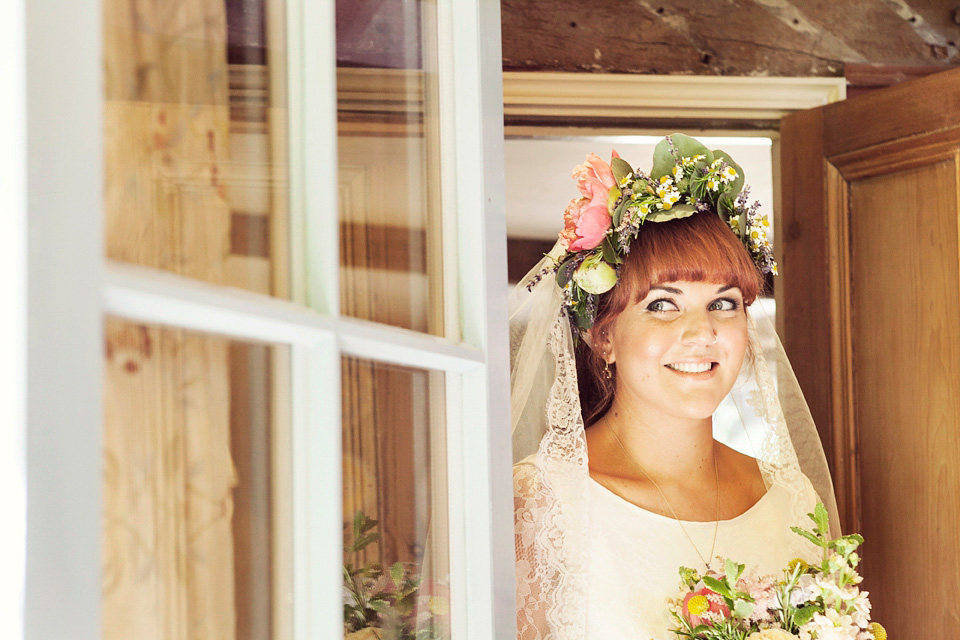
[603,360,612,379]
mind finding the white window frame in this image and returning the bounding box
[17,0,513,639]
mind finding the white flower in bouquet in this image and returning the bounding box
[789,574,819,608]
[847,591,871,628]
[799,609,859,640]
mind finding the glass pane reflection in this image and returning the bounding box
[102,317,291,639]
[336,0,445,335]
[103,1,291,297]
[341,356,450,640]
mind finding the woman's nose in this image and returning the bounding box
[680,311,718,346]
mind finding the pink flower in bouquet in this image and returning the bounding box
[559,152,618,251]
[682,587,731,626]
[737,571,778,624]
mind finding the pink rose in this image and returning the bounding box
[559,152,618,251]
[573,152,618,197]
[682,587,731,627]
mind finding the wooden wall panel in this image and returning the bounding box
[849,159,960,635]
[824,68,960,156]
[341,359,438,570]
[103,321,237,640]
[102,2,242,638]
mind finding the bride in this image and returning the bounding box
[510,135,840,639]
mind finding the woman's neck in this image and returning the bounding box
[594,394,717,483]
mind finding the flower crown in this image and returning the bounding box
[528,134,776,331]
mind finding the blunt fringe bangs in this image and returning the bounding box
[615,211,762,311]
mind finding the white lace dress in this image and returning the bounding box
[583,475,821,640]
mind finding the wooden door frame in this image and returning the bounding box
[502,72,846,122]
[337,68,846,122]
[781,67,960,534]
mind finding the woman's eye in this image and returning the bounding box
[709,298,740,312]
[647,298,679,312]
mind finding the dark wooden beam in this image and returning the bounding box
[507,237,555,285]
[501,0,959,77]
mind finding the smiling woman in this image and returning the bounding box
[578,210,762,426]
[509,135,840,640]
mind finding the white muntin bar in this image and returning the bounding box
[1,0,28,637]
[103,261,486,373]
[439,0,514,637]
[23,0,103,638]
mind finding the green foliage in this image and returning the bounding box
[651,134,713,179]
[342,511,446,640]
[600,236,622,265]
[611,156,634,185]
[645,203,697,223]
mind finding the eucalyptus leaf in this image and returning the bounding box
[612,197,631,227]
[606,185,622,213]
[650,138,677,180]
[673,133,713,161]
[611,156,633,185]
[575,295,597,329]
[732,598,755,619]
[645,203,696,223]
[652,134,714,179]
[601,236,622,264]
[556,255,577,288]
[712,149,745,200]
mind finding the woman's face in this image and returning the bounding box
[602,280,749,422]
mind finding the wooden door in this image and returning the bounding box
[780,68,960,636]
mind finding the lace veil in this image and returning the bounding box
[510,245,840,640]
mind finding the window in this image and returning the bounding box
[19,0,512,638]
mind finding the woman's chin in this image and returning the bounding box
[660,394,726,422]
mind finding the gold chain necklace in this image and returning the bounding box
[609,427,720,570]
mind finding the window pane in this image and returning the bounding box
[104,1,291,297]
[342,356,450,639]
[336,1,446,335]
[102,317,291,639]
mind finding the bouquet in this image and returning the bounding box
[669,503,887,640]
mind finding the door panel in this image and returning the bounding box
[850,159,960,633]
[781,68,960,636]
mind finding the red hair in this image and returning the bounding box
[577,211,764,424]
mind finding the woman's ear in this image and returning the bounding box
[589,326,615,364]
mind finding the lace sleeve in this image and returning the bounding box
[514,461,550,640]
